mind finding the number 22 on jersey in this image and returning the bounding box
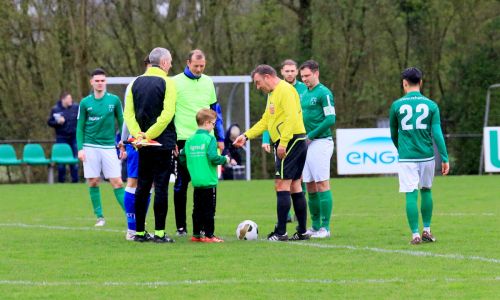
[400,104,429,130]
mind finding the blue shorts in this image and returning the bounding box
[126,144,139,178]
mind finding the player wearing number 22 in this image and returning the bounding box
[389,67,450,245]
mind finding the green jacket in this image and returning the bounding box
[179,129,227,188]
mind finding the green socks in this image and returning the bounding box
[89,186,125,218]
[405,189,433,233]
[308,191,333,230]
[405,190,419,234]
[420,189,433,228]
[155,230,165,238]
[319,190,333,230]
[113,187,125,212]
[89,187,103,218]
[308,192,320,230]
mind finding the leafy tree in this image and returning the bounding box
[0,0,499,179]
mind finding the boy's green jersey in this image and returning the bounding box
[179,129,227,188]
[389,91,448,163]
[77,92,123,150]
[301,83,336,140]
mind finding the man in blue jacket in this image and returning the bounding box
[47,92,79,183]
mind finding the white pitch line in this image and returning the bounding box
[0,223,123,233]
[291,242,500,264]
[2,223,499,265]
[1,277,499,287]
[436,212,495,216]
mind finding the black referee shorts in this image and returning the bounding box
[274,134,307,180]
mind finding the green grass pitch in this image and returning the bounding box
[0,175,499,299]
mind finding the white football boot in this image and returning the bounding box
[94,217,106,227]
[306,227,319,237]
[125,230,136,241]
[313,227,331,238]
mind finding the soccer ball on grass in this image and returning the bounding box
[236,220,258,240]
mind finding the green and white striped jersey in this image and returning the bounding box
[389,91,448,163]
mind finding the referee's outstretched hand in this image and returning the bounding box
[232,134,247,148]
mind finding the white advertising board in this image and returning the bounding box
[336,128,398,175]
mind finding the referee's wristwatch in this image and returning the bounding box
[243,134,249,141]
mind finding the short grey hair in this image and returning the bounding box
[251,64,277,79]
[149,47,172,65]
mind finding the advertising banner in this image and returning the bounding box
[336,128,398,175]
[484,127,500,172]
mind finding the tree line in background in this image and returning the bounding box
[0,0,498,179]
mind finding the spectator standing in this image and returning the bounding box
[222,124,245,180]
[223,124,244,165]
[47,92,79,183]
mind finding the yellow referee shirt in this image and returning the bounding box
[245,80,305,147]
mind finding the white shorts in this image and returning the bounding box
[303,138,334,183]
[82,146,122,179]
[398,160,435,193]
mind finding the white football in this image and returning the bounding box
[236,220,258,240]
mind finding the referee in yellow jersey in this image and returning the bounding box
[233,64,309,241]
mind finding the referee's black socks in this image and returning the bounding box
[291,192,307,234]
[276,191,291,235]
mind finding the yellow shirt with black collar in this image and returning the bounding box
[245,80,305,147]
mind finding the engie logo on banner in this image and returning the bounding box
[336,128,398,175]
[484,127,500,172]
